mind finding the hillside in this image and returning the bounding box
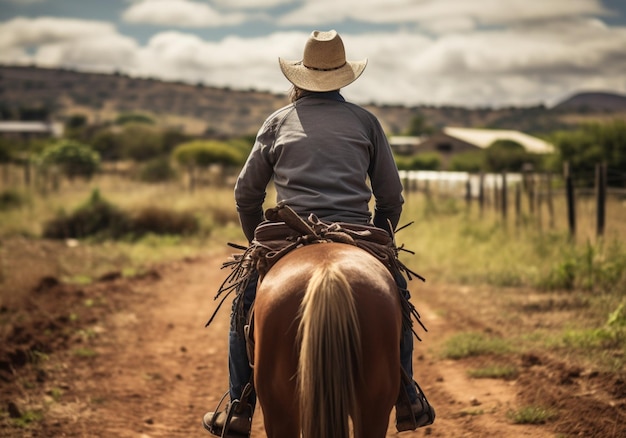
[552,91,626,112]
[1,65,623,137]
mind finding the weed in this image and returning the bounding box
[48,387,63,401]
[10,409,43,427]
[0,189,27,211]
[468,364,518,380]
[441,332,511,359]
[507,405,557,424]
[73,347,97,358]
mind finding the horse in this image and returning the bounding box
[252,241,403,438]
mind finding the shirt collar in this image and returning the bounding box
[299,90,345,102]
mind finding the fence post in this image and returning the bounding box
[478,172,485,218]
[546,172,555,229]
[465,177,472,213]
[515,182,521,227]
[501,172,507,223]
[595,162,607,237]
[564,162,576,240]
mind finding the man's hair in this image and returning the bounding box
[289,86,340,103]
[289,85,307,103]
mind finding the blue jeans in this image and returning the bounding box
[228,270,419,408]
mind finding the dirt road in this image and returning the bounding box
[1,249,624,437]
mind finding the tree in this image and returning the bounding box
[91,130,123,162]
[38,140,100,181]
[484,139,538,172]
[404,113,435,136]
[172,140,246,189]
[551,120,626,186]
[118,123,164,162]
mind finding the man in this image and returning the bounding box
[203,29,434,437]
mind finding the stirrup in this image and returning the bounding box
[203,384,254,438]
[395,372,435,432]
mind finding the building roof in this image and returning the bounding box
[0,121,64,137]
[443,127,554,154]
[389,136,422,146]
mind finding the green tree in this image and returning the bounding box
[484,139,537,172]
[551,120,626,186]
[91,130,123,162]
[404,113,435,136]
[172,140,246,189]
[118,123,164,162]
[172,140,245,168]
[38,140,100,180]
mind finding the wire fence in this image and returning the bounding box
[400,163,626,241]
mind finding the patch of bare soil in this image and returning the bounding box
[1,251,624,437]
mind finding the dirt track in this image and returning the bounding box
[1,248,625,437]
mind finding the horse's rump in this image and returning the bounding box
[253,242,403,438]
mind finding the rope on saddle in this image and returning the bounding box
[205,203,427,341]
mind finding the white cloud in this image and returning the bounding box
[277,0,610,32]
[0,0,46,5]
[211,0,296,9]
[122,0,249,27]
[1,4,625,107]
[0,17,138,72]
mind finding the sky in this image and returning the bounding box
[1,0,625,108]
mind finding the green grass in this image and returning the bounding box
[468,364,518,379]
[441,332,512,359]
[9,409,43,428]
[507,405,558,424]
[72,347,98,358]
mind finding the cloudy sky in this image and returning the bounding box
[1,0,625,107]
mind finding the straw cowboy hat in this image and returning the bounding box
[279,30,367,92]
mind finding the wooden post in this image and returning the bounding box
[501,172,508,223]
[515,182,521,227]
[564,162,576,240]
[595,162,607,237]
[465,177,472,213]
[493,177,500,213]
[546,172,555,229]
[526,172,535,215]
[478,172,485,218]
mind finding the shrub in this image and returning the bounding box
[42,190,200,240]
[137,157,177,183]
[450,151,484,172]
[396,153,441,171]
[172,140,245,168]
[42,189,129,239]
[38,140,100,180]
[130,207,199,236]
[0,189,27,211]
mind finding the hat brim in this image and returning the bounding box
[278,58,367,92]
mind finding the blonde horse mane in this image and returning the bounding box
[297,262,362,438]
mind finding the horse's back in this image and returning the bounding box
[254,242,403,438]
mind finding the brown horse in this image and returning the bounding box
[253,242,403,438]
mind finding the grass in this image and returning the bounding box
[1,175,625,373]
[467,364,518,380]
[9,409,43,428]
[441,332,511,359]
[507,405,558,424]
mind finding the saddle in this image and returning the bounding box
[205,203,426,340]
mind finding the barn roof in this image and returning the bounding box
[443,127,554,154]
[0,121,64,137]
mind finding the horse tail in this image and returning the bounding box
[297,262,362,438]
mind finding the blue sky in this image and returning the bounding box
[1,0,625,107]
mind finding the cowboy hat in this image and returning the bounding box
[278,30,367,92]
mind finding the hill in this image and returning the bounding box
[1,65,624,137]
[552,91,626,112]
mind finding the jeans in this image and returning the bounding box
[228,270,419,408]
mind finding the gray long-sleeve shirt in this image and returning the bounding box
[234,91,404,242]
